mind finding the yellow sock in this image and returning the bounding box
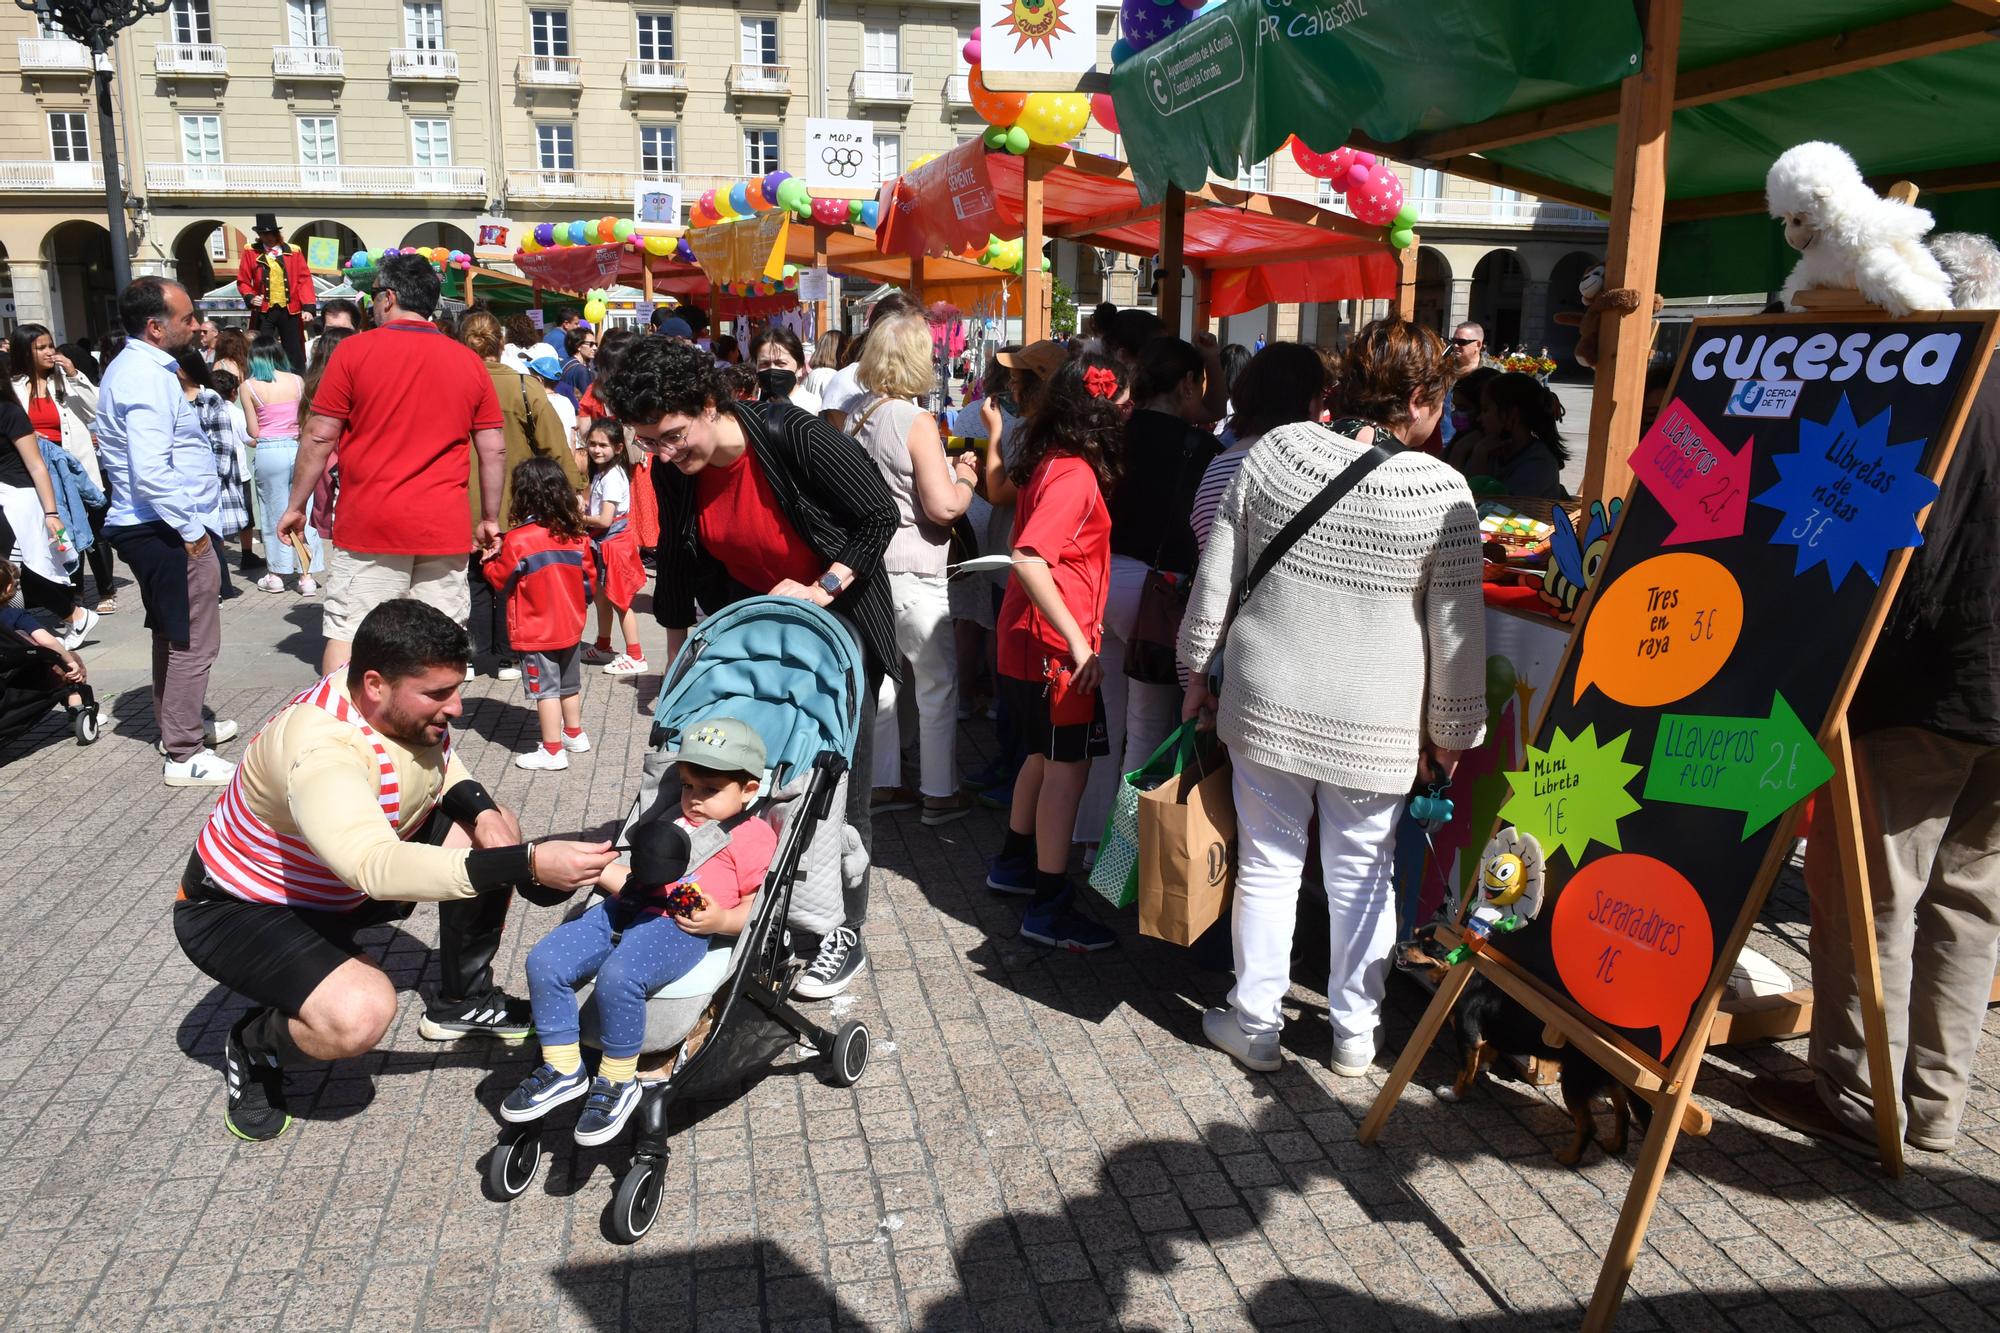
[542,1042,581,1075]
[599,1054,639,1083]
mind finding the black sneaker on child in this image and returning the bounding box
[418,989,534,1042]
[224,1010,292,1142]
[793,926,867,999]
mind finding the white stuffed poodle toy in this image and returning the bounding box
[1765,141,1953,317]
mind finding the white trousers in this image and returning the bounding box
[872,570,959,798]
[1074,554,1182,842]
[1226,752,1404,1041]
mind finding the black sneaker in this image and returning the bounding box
[224,1011,292,1142]
[793,927,867,1000]
[419,990,534,1042]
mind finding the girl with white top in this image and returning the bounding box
[580,421,648,676]
[748,327,823,415]
[848,314,981,825]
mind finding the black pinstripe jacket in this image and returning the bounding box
[650,397,902,684]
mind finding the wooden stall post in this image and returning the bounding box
[641,262,655,304]
[1580,0,1681,507]
[1395,235,1419,320]
[1191,265,1213,338]
[1023,151,1052,343]
[812,225,831,339]
[1158,185,1186,338]
[1827,720,1907,1175]
[910,250,929,305]
[463,266,476,306]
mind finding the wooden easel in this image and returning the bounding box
[1362,305,1998,1329]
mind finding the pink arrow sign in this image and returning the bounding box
[1632,397,1754,545]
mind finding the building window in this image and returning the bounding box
[403,1,442,48]
[743,127,778,175]
[530,8,569,57]
[537,123,574,172]
[1411,167,1441,200]
[180,112,222,163]
[1234,158,1268,192]
[169,0,212,44]
[640,125,677,176]
[863,24,897,71]
[48,112,88,163]
[739,16,776,66]
[411,118,451,166]
[297,115,338,166]
[206,227,228,260]
[286,0,330,47]
[635,12,673,60]
[872,132,900,183]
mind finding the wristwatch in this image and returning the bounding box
[817,571,843,599]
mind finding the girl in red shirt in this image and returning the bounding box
[483,457,594,771]
[986,355,1126,953]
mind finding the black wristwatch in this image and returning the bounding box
[817,571,843,598]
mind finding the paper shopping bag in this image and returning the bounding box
[1091,721,1206,910]
[1137,746,1236,946]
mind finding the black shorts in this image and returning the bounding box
[171,816,447,1014]
[999,673,1109,764]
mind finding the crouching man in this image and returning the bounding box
[174,598,617,1140]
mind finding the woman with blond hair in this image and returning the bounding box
[849,312,981,825]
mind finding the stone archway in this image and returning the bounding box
[41,219,114,342]
[1414,248,1451,334]
[1544,250,1604,375]
[171,218,244,296]
[1469,249,1526,352]
[401,221,475,254]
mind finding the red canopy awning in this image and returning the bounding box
[876,143,1399,319]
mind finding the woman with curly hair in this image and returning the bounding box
[1180,318,1486,1078]
[602,334,899,1000]
[983,354,1127,953]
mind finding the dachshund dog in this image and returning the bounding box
[1395,927,1650,1166]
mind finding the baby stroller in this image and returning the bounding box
[0,625,97,757]
[487,596,871,1242]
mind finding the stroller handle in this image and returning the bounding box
[809,752,848,821]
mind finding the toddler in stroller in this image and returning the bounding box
[488,597,873,1242]
[0,558,99,752]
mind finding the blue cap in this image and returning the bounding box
[656,317,693,340]
[526,356,563,381]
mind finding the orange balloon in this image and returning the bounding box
[745,179,769,211]
[968,65,1027,127]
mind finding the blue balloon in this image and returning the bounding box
[533,223,555,246]
[349,250,368,267]
[728,183,750,215]
[567,221,589,245]
[860,201,880,228]
[1110,38,1133,63]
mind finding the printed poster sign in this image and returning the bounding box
[806,118,879,195]
[981,0,1100,92]
[304,236,340,273]
[633,182,682,226]
[685,211,791,285]
[474,215,516,262]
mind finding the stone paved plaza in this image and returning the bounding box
[4,578,2000,1331]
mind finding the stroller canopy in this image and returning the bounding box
[651,597,864,786]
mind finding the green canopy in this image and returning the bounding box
[1109,0,2000,297]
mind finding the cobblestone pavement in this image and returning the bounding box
[4,572,2000,1332]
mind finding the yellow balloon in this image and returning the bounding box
[584,299,607,324]
[911,151,939,171]
[643,234,673,256]
[521,234,542,253]
[1019,92,1090,147]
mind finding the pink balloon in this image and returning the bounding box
[1327,147,1358,181]
[1349,165,1405,226]
[963,31,981,63]
[1353,150,1377,169]
[1345,162,1372,193]
[1091,93,1120,136]
[1289,136,1341,180]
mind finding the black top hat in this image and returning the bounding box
[253,212,281,235]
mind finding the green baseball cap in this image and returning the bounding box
[672,715,767,777]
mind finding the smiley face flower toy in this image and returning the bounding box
[1445,826,1546,965]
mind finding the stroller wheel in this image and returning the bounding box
[828,1021,870,1088]
[611,1159,663,1243]
[73,704,99,746]
[487,1127,542,1201]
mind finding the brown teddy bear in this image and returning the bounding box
[1553,264,1663,369]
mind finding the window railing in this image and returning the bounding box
[517,53,580,85]
[154,43,228,74]
[943,72,971,105]
[144,161,487,195]
[849,69,912,102]
[727,63,789,95]
[389,47,459,79]
[623,58,686,89]
[17,38,94,71]
[272,44,344,76]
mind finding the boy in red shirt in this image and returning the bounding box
[481,457,593,771]
[985,357,1126,952]
[504,715,777,1143]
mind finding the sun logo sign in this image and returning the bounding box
[996,0,1072,54]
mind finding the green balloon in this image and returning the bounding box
[848,199,864,221]
[776,179,807,210]
[1394,201,1419,228]
[1389,225,1416,250]
[613,218,635,240]
[983,125,1006,148]
[1004,126,1030,155]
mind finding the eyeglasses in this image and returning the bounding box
[1448,337,1482,348]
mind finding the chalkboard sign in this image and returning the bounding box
[1488,312,1998,1071]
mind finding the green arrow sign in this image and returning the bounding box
[1643,693,1833,839]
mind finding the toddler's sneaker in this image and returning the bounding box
[500,1062,590,1122]
[603,654,648,676]
[1020,890,1117,953]
[581,643,614,665]
[985,852,1035,896]
[515,747,570,772]
[562,729,592,753]
[573,1076,644,1146]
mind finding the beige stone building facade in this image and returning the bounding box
[0,0,1601,351]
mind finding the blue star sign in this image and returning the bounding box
[1751,393,1939,590]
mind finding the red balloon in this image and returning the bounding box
[1091,93,1120,136]
[1349,165,1405,226]
[812,197,849,226]
[1288,135,1342,180]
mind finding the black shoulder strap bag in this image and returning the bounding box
[1124,425,1212,685]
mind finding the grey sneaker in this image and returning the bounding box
[1203,1007,1282,1072]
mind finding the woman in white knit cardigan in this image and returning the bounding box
[1179,319,1487,1078]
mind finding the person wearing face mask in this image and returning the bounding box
[1073,335,1222,853]
[748,327,822,415]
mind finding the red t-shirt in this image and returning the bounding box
[25,394,60,443]
[997,454,1110,681]
[309,322,504,556]
[694,440,822,593]
[688,816,776,912]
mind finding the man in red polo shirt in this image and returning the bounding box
[279,253,506,675]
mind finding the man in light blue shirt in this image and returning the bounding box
[98,277,239,787]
